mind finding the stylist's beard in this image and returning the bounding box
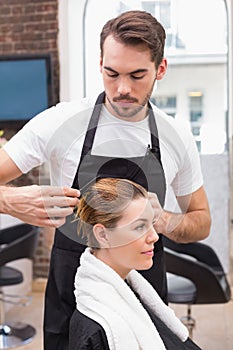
[107,82,155,119]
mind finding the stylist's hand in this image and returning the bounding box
[148,192,165,234]
[0,185,80,227]
[148,192,182,235]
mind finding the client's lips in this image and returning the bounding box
[141,249,154,256]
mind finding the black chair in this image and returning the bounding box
[164,237,232,337]
[0,223,39,349]
[166,272,197,337]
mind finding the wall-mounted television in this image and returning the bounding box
[0,54,54,129]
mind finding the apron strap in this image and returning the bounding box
[72,92,105,188]
[80,92,105,162]
[148,101,162,165]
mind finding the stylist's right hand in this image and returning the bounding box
[0,185,80,227]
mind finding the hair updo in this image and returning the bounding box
[76,178,148,248]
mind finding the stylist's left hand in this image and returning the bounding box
[148,192,166,234]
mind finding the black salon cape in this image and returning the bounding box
[69,303,202,350]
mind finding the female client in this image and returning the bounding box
[69,178,202,350]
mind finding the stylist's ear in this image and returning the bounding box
[93,224,109,248]
[100,56,103,73]
[156,58,167,80]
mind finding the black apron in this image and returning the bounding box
[44,92,167,350]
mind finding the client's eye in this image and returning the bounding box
[135,224,145,231]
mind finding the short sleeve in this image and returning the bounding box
[3,101,84,174]
[171,126,203,197]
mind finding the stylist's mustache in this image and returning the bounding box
[113,95,138,103]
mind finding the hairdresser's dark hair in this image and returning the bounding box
[100,10,166,68]
[76,178,148,248]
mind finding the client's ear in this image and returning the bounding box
[93,224,109,248]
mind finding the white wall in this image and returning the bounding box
[58,0,86,101]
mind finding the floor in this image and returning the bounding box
[3,279,45,350]
[171,298,233,350]
[3,278,233,350]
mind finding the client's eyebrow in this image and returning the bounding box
[131,218,148,225]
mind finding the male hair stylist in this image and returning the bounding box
[0,10,211,350]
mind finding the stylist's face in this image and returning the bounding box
[100,35,166,122]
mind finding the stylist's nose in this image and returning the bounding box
[117,77,131,95]
[146,226,159,244]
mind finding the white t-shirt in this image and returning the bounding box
[4,97,203,211]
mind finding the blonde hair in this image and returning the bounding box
[76,178,148,248]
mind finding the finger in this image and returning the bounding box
[43,196,79,208]
[34,217,66,228]
[41,207,73,218]
[148,192,159,203]
[148,195,161,210]
[63,187,80,198]
[42,186,80,198]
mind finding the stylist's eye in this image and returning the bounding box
[131,74,144,80]
[107,73,118,78]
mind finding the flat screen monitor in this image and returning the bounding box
[0,54,53,128]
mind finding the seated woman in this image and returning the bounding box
[69,178,202,350]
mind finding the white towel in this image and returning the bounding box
[74,248,188,350]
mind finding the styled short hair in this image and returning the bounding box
[76,178,148,248]
[100,10,166,68]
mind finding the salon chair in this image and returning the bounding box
[164,237,231,338]
[0,223,39,349]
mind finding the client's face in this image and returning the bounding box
[97,197,159,279]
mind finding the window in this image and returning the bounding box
[0,54,53,129]
[142,1,171,29]
[188,92,203,149]
[152,95,177,117]
[64,0,228,154]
